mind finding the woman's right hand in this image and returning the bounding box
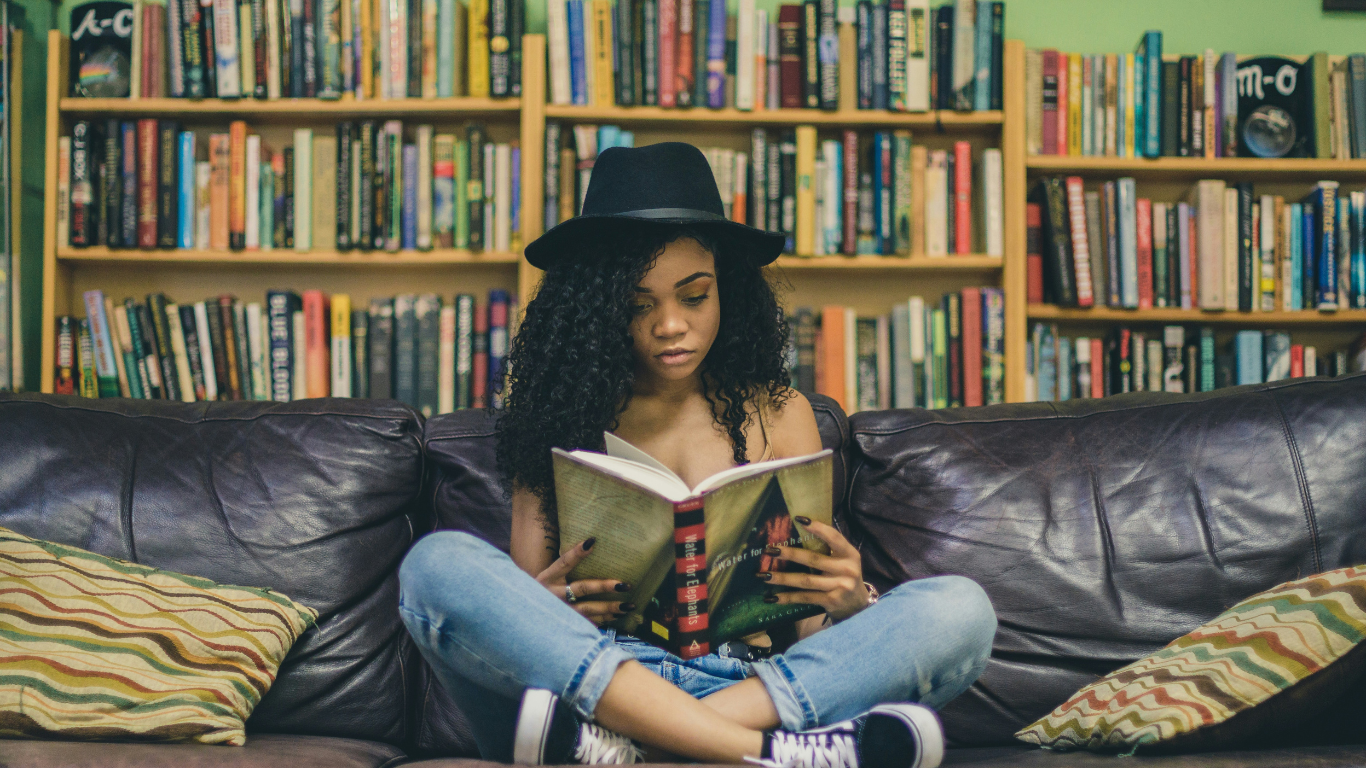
[536,537,635,626]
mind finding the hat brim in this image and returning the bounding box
[524,214,787,270]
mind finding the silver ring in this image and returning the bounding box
[565,584,577,603]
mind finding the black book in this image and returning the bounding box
[543,122,561,230]
[802,0,819,108]
[455,293,474,408]
[1102,180,1121,307]
[266,290,300,402]
[204,301,230,400]
[642,0,657,105]
[373,122,388,249]
[337,122,353,251]
[1161,60,1179,157]
[489,0,511,97]
[283,146,295,248]
[123,299,156,399]
[1165,204,1180,308]
[934,5,953,110]
[407,0,423,96]
[102,119,121,248]
[1236,56,1316,158]
[69,1,133,97]
[870,0,887,110]
[393,294,418,408]
[147,293,181,402]
[231,300,252,400]
[766,139,782,249]
[179,303,207,400]
[944,292,962,407]
[301,0,316,97]
[944,149,955,253]
[135,302,166,399]
[1237,181,1254,311]
[818,0,837,109]
[70,121,96,248]
[415,293,441,417]
[1178,56,1192,157]
[350,308,369,398]
[856,1,871,109]
[467,124,485,252]
[630,0,645,105]
[158,121,178,249]
[180,0,206,98]
[779,130,796,254]
[691,0,707,107]
[368,297,394,400]
[252,0,268,97]
[359,121,376,250]
[510,0,523,96]
[1034,178,1078,307]
[988,2,1003,110]
[615,0,634,105]
[120,121,138,247]
[284,0,298,97]
[200,0,217,97]
[795,307,815,391]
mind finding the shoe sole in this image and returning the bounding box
[513,688,559,765]
[868,703,945,768]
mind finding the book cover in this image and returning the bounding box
[301,289,329,398]
[136,119,158,249]
[368,297,394,400]
[415,293,441,416]
[394,293,418,407]
[961,286,982,407]
[266,290,299,401]
[1136,197,1153,309]
[351,308,369,397]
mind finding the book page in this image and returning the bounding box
[604,432,683,481]
[552,450,678,635]
[693,449,833,495]
[563,450,693,501]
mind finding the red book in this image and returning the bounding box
[1290,344,1305,378]
[675,0,695,105]
[778,5,803,109]
[658,0,678,108]
[961,287,983,407]
[1026,202,1044,303]
[818,305,845,410]
[229,121,247,251]
[1090,338,1104,398]
[841,130,858,254]
[673,497,709,659]
[137,119,159,249]
[1055,52,1067,156]
[1136,198,1153,309]
[303,290,331,398]
[1041,50,1058,155]
[209,134,231,250]
[880,134,894,255]
[472,302,489,408]
[953,141,971,254]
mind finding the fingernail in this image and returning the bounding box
[765,546,782,556]
[795,516,812,525]
[763,594,779,604]
[615,583,631,592]
[619,603,636,612]
[583,537,596,550]
[754,572,772,581]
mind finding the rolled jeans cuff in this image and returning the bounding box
[750,654,819,731]
[564,633,633,722]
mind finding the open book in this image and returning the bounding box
[552,433,833,659]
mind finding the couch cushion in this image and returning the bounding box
[0,395,428,748]
[0,733,406,768]
[944,745,1366,767]
[413,393,850,757]
[846,375,1366,747]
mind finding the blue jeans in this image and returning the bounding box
[398,531,996,762]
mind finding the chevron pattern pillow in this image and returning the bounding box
[1016,565,1366,753]
[0,526,317,745]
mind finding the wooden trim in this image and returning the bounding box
[40,31,64,394]
[543,104,1004,127]
[1028,304,1366,326]
[770,256,1003,271]
[10,30,21,389]
[59,96,521,118]
[1026,155,1366,178]
[518,34,546,308]
[1002,39,1027,403]
[56,247,521,266]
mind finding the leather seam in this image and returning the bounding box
[1270,391,1323,573]
[0,398,420,425]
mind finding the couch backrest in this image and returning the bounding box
[414,392,850,756]
[845,374,1366,747]
[0,394,428,748]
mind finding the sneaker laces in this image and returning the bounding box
[744,730,860,768]
[574,721,644,765]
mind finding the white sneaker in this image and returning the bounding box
[512,687,643,765]
[747,703,945,768]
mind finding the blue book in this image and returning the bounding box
[511,146,520,247]
[1117,177,1139,308]
[1354,193,1366,308]
[972,0,991,111]
[1137,32,1162,158]
[1036,323,1056,402]
[856,1,872,109]
[706,0,726,108]
[178,132,196,249]
[121,122,138,247]
[1133,51,1145,159]
[871,134,883,253]
[266,290,300,402]
[1199,326,1216,392]
[1302,201,1318,311]
[437,0,456,97]
[1291,203,1304,310]
[619,131,635,146]
[402,144,418,250]
[1235,330,1264,385]
[1315,182,1340,309]
[824,141,842,254]
[1115,55,1125,156]
[598,125,621,149]
[488,289,509,401]
[394,294,418,408]
[1056,332,1072,401]
[567,0,587,105]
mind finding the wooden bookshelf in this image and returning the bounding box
[55,247,522,266]
[544,104,1004,128]
[59,96,522,119]
[770,256,1004,271]
[1028,304,1366,326]
[1027,155,1366,179]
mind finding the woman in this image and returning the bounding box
[398,143,996,768]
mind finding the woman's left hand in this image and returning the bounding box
[757,517,871,623]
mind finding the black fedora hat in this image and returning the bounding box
[524,142,787,270]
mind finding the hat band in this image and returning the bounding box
[611,207,730,222]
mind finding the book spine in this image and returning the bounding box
[777,5,801,109]
[137,120,159,249]
[438,304,456,412]
[672,496,709,659]
[266,291,294,401]
[1064,176,1093,307]
[455,293,473,407]
[336,124,353,250]
[178,133,196,248]
[417,125,433,250]
[229,121,247,250]
[147,295,179,401]
[488,289,509,405]
[217,297,243,399]
[351,308,370,397]
[961,286,982,407]
[953,140,970,254]
[294,128,313,250]
[707,0,727,107]
[1136,197,1153,309]
[329,293,352,396]
[246,134,261,248]
[402,144,418,249]
[414,293,440,415]
[817,0,836,109]
[213,0,242,97]
[394,294,418,406]
[467,124,485,251]
[1238,181,1253,311]
[1041,50,1057,155]
[368,298,394,399]
[302,289,329,397]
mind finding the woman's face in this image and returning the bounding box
[628,237,721,386]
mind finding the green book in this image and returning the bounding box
[455,139,469,248]
[893,131,913,255]
[931,307,947,409]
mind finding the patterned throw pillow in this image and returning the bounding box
[1016,565,1366,753]
[0,526,317,745]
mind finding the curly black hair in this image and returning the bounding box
[495,222,793,509]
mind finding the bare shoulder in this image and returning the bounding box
[763,389,824,458]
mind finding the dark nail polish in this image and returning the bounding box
[583,537,596,550]
[755,572,772,581]
[615,583,632,592]
[763,594,779,604]
[795,516,812,525]
[619,603,636,612]
[765,546,783,556]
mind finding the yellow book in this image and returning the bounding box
[1124,53,1136,159]
[330,294,352,397]
[592,0,615,106]
[794,126,817,256]
[910,144,927,257]
[467,0,489,97]
[1067,53,1082,157]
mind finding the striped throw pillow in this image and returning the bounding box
[1016,565,1366,753]
[0,526,317,745]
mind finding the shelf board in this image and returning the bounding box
[771,255,1003,271]
[56,247,522,266]
[58,96,521,119]
[544,104,1003,128]
[1027,155,1366,179]
[1028,304,1366,326]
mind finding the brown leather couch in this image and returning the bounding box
[2,375,1364,767]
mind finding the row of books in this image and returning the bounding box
[1025,34,1347,160]
[1025,323,1366,402]
[547,124,1003,257]
[786,289,1006,414]
[55,289,519,415]
[60,120,519,253]
[546,0,1004,111]
[68,0,519,100]
[1029,177,1366,313]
